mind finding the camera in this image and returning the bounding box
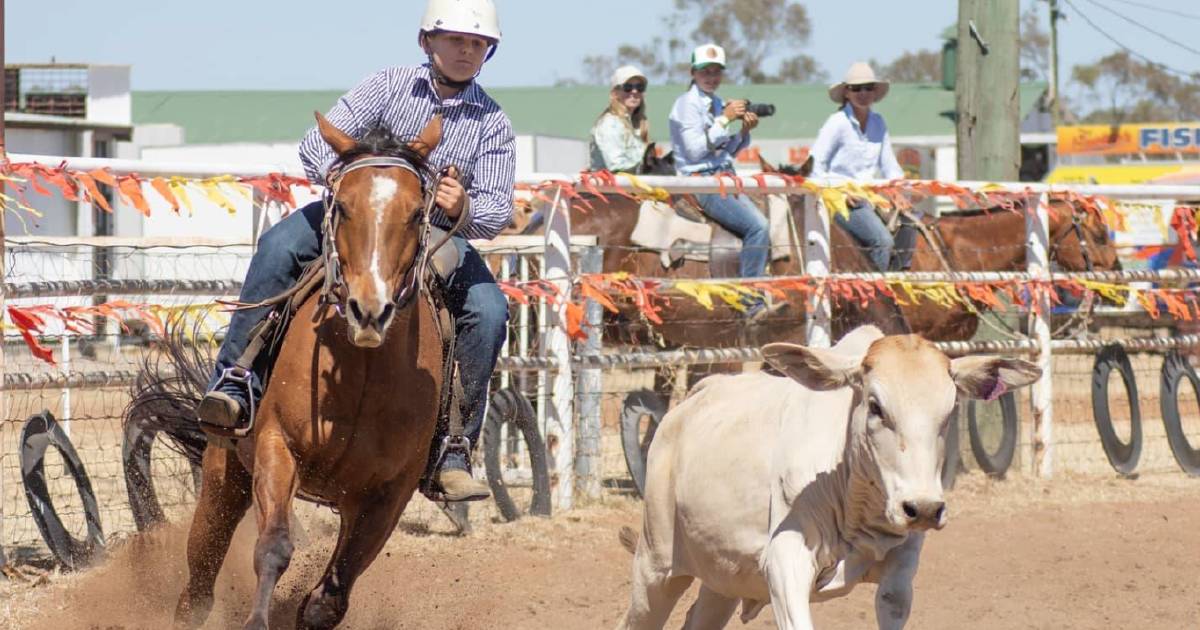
[745,102,776,118]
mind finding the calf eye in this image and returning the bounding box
[868,399,883,418]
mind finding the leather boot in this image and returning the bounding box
[196,391,244,429]
[436,468,491,502]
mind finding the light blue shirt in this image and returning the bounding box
[810,104,904,181]
[668,84,751,174]
[589,113,646,172]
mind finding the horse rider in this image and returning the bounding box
[589,65,651,173]
[196,0,513,502]
[811,61,917,272]
[668,43,772,313]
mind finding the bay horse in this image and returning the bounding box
[152,113,449,629]
[528,189,1116,346]
[879,199,1120,340]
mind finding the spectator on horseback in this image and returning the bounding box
[668,44,771,292]
[811,61,916,272]
[589,65,650,173]
[196,0,512,503]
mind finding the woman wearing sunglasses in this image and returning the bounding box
[811,61,915,272]
[589,65,650,173]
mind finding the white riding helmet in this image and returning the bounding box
[420,0,502,44]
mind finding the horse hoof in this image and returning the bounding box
[173,592,212,629]
[298,594,347,630]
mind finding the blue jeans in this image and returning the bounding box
[208,200,509,471]
[694,181,770,278]
[835,201,894,272]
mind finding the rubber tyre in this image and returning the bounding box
[123,416,203,531]
[20,411,105,570]
[967,392,1019,477]
[482,388,552,521]
[1159,351,1200,476]
[620,390,667,498]
[941,404,962,490]
[1091,344,1142,476]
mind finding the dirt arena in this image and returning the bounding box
[1,471,1196,630]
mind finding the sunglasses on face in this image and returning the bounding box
[621,82,647,94]
[848,83,877,93]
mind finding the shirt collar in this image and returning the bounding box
[419,63,484,109]
[842,102,872,131]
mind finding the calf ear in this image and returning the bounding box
[762,343,862,391]
[950,356,1042,401]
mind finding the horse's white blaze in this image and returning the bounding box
[368,175,398,305]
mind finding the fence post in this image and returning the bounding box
[542,186,575,510]
[574,245,604,501]
[803,193,832,348]
[1026,193,1054,478]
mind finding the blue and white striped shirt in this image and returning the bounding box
[299,64,516,241]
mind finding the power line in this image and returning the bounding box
[1081,0,1200,58]
[1096,0,1200,22]
[1061,0,1199,78]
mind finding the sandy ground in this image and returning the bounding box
[1,471,1197,630]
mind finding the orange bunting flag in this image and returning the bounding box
[118,175,152,217]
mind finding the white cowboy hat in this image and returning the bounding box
[610,65,647,89]
[690,43,726,69]
[828,61,890,103]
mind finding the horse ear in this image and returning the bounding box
[409,114,443,158]
[798,155,814,177]
[314,111,357,156]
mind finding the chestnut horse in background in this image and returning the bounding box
[146,114,449,630]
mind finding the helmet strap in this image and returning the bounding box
[426,53,475,90]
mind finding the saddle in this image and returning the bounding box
[199,225,465,445]
[628,195,796,276]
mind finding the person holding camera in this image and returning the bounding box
[668,43,771,290]
[589,65,650,173]
[811,61,915,272]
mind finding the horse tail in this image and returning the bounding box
[123,319,214,468]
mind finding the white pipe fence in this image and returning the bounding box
[4,154,1200,512]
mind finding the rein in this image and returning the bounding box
[319,156,442,314]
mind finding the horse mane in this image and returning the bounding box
[339,123,434,179]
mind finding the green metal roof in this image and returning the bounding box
[133,83,1047,145]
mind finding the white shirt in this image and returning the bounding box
[810,104,904,181]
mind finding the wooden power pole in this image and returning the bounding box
[956,0,1021,182]
[1048,0,1062,127]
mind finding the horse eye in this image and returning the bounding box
[868,400,883,417]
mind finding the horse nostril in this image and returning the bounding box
[348,299,364,322]
[379,303,395,325]
[902,501,918,520]
[934,503,947,522]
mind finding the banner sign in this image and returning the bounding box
[1057,123,1200,156]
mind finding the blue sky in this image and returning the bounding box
[8,0,1200,90]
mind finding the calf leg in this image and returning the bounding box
[296,484,414,630]
[682,585,738,630]
[243,432,299,630]
[617,546,693,630]
[175,444,252,629]
[873,533,924,630]
[764,528,818,630]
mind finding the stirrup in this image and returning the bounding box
[420,435,474,502]
[202,367,257,438]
